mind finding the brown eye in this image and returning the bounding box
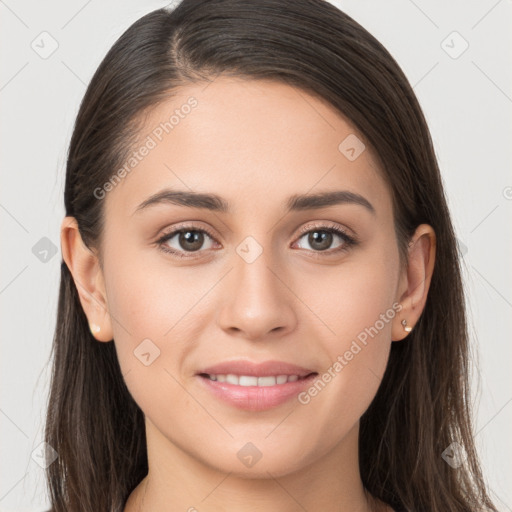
[302,230,335,251]
[175,230,206,252]
[157,226,218,258]
[294,224,356,254]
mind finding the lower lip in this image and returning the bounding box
[196,374,318,411]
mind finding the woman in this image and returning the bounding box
[45,0,499,510]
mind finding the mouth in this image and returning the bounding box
[195,360,319,411]
[197,372,317,386]
[196,359,317,380]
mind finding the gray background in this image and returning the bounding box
[1,1,511,510]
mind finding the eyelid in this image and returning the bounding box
[156,221,218,241]
[295,221,356,240]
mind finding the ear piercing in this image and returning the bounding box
[401,319,412,332]
[89,323,101,335]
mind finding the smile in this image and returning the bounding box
[200,373,310,386]
[196,372,318,411]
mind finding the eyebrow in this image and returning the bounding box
[132,188,376,216]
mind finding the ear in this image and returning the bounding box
[392,224,436,342]
[60,216,113,342]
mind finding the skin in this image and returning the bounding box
[61,77,435,512]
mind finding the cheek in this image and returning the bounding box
[104,256,216,403]
[104,265,198,419]
[297,245,398,428]
[105,249,209,341]
[103,256,178,372]
[316,245,399,349]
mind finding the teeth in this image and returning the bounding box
[258,376,276,387]
[226,374,239,385]
[205,374,305,386]
[239,376,258,386]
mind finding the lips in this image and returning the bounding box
[196,359,317,378]
[195,359,318,411]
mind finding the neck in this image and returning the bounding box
[124,418,389,512]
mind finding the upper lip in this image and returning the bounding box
[197,360,317,378]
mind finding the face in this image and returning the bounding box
[94,77,405,477]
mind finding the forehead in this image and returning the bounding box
[104,77,391,220]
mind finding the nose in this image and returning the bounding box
[216,243,297,341]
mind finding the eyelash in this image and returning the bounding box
[155,222,358,260]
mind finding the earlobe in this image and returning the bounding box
[60,216,114,342]
[392,224,436,342]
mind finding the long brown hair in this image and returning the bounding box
[45,1,498,510]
